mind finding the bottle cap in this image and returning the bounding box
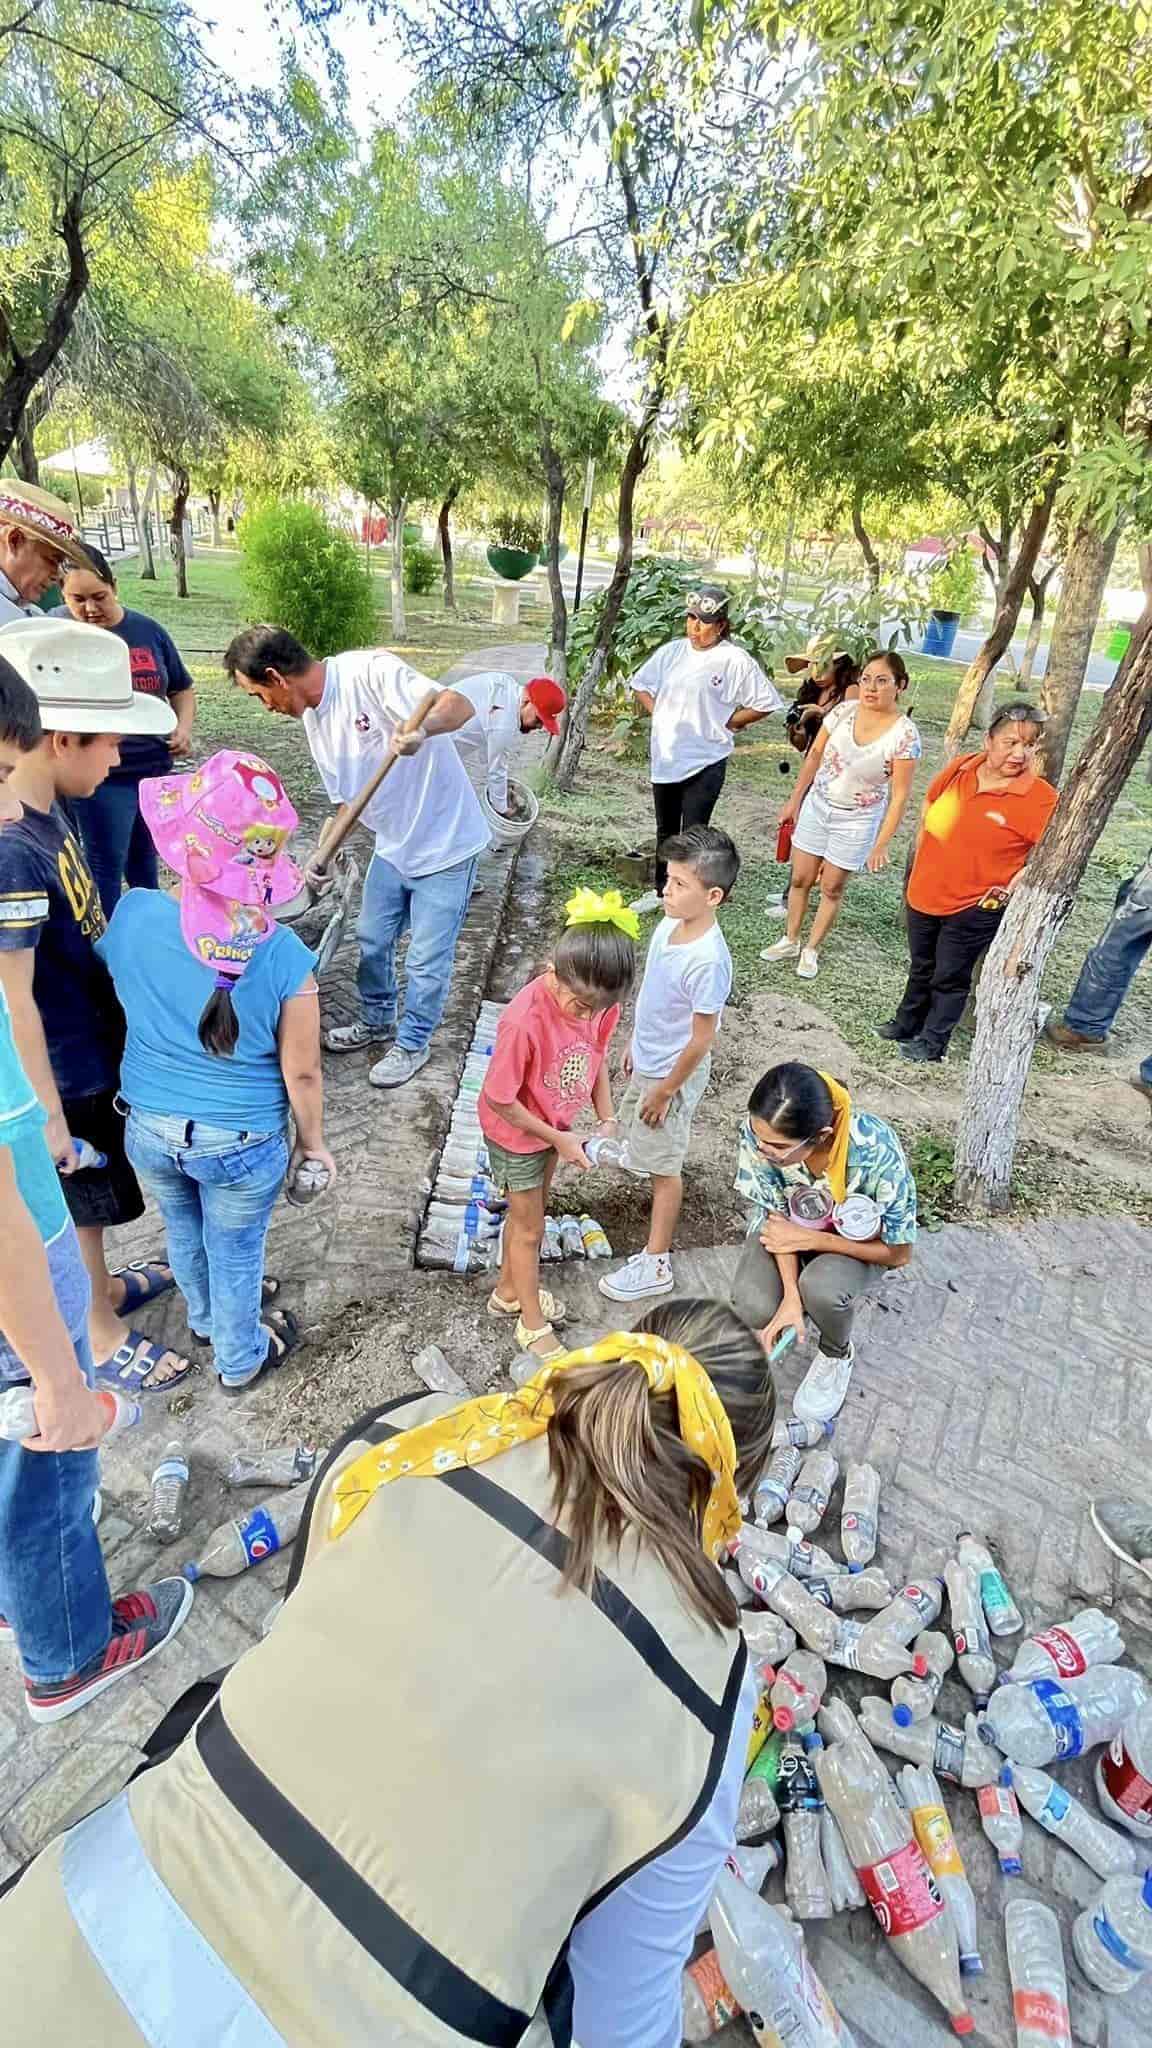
[1142,1870,1152,1908]
[892,1703,913,1727]
[912,1653,929,1678]
[951,2013,975,2033]
[848,1563,862,1575]
[774,1706,795,1731]
[959,1955,984,1977]
[802,1731,823,1752]
[182,1563,200,1583]
[1000,1857,1022,1876]
[1000,1764,1014,1786]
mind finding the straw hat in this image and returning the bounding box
[784,634,850,675]
[0,482,89,570]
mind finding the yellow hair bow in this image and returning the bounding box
[564,886,640,942]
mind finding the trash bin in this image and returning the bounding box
[1107,626,1132,662]
[922,609,961,658]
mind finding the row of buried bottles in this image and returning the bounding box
[680,1455,1152,2041]
[415,1001,615,1271]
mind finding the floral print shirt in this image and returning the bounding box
[734,1110,919,1246]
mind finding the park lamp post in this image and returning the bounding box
[573,455,596,613]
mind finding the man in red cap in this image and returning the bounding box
[394,668,566,816]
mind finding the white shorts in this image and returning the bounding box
[792,784,884,872]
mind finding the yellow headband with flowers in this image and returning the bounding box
[327,1331,742,1561]
[564,886,640,941]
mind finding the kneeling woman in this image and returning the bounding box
[732,1062,917,1422]
[0,1298,775,2048]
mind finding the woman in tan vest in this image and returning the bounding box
[2,1295,776,2048]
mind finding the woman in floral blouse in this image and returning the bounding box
[731,1061,917,1422]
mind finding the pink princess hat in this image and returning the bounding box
[139,750,303,981]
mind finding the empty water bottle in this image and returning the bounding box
[981,1668,1150,1768]
[184,1483,310,1580]
[285,1155,331,1206]
[754,1444,802,1525]
[226,1445,322,1489]
[977,1772,1023,1876]
[581,1134,627,1168]
[770,1414,834,1450]
[779,1734,833,1919]
[858,1698,1003,1788]
[892,1631,954,1726]
[841,1462,880,1565]
[67,1137,107,1171]
[558,1215,586,1259]
[148,1441,189,1541]
[709,1869,855,2047]
[579,1214,611,1258]
[898,1763,982,1975]
[1072,1867,1152,1995]
[541,1215,563,1262]
[1006,1897,1072,2047]
[1009,1764,1138,1880]
[786,1449,839,1537]
[0,1384,139,1442]
[944,1557,997,1706]
[955,1531,1023,1637]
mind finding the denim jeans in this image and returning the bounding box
[72,781,160,921]
[0,1324,113,1683]
[125,1111,289,1385]
[357,852,479,1050]
[1064,852,1152,1083]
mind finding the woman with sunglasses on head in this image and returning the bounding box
[880,700,1057,1063]
[732,1061,917,1423]
[56,544,197,917]
[628,584,782,914]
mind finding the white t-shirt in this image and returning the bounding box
[448,670,521,806]
[303,650,490,880]
[631,637,782,784]
[814,699,922,811]
[630,916,733,1077]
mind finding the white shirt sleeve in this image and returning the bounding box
[730,648,783,713]
[630,642,677,698]
[682,948,733,1017]
[568,1666,756,2048]
[366,651,436,728]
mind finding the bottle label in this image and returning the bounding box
[790,1488,826,1514]
[1092,1911,1145,1971]
[806,1576,835,1608]
[1030,1625,1088,1679]
[832,1622,863,1670]
[685,1948,741,2025]
[1101,1737,1152,1821]
[954,1623,992,1661]
[902,1582,939,1622]
[1033,1678,1084,1758]
[932,1723,967,1781]
[979,1567,1013,1615]
[1041,1783,1071,1825]
[239,1508,282,1566]
[978,1784,1017,1818]
[911,1803,964,1877]
[858,1838,944,1937]
[842,1512,876,1544]
[1013,1989,1071,2038]
[452,1233,472,1275]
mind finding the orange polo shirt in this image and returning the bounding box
[907,754,1058,916]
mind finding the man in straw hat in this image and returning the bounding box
[0,482,90,625]
[0,616,191,1396]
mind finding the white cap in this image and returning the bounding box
[0,615,176,737]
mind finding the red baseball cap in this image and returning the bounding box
[524,674,567,735]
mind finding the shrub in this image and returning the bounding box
[491,510,539,552]
[46,472,106,511]
[567,555,786,689]
[404,540,440,595]
[930,546,984,617]
[238,500,376,656]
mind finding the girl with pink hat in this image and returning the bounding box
[96,751,336,1391]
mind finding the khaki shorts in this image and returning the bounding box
[485,1138,552,1193]
[617,1056,711,1178]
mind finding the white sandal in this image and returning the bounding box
[488,1287,567,1325]
[514,1319,567,1364]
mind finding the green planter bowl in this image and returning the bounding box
[403,522,422,546]
[487,543,538,582]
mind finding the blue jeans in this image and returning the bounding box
[72,781,160,921]
[1064,852,1152,1083]
[357,852,479,1050]
[125,1112,288,1386]
[0,1325,113,1683]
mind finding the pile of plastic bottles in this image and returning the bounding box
[684,1456,1152,2043]
[415,1000,614,1274]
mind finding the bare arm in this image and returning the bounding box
[760,1212,914,1269]
[867,756,918,871]
[639,1013,719,1125]
[590,1061,615,1126]
[0,1149,109,1449]
[277,980,336,1179]
[169,686,197,758]
[727,707,773,731]
[782,723,830,819]
[634,689,655,717]
[409,687,476,739]
[0,949,70,1168]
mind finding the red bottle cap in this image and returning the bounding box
[952,2016,975,2036]
[774,1706,795,1731]
[912,1653,929,1678]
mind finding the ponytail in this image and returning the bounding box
[545,1296,775,1631]
[198,973,240,1057]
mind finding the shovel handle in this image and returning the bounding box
[311,687,441,877]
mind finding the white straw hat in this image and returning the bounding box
[0,616,176,736]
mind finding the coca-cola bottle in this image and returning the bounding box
[1096,1701,1152,1840]
[1004,1607,1124,1685]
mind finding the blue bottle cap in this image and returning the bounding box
[803,1731,824,1752]
[1142,1871,1152,1909]
[892,1703,913,1728]
[182,1562,200,1583]
[1000,1764,1014,1786]
[848,1563,862,1575]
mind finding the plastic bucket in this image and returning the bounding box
[922,610,961,658]
[480,778,539,846]
[1107,626,1133,662]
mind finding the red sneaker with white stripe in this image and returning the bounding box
[24,1578,194,1723]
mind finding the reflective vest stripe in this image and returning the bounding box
[195,1702,530,2047]
[60,1790,286,2046]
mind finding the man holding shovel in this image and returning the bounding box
[225,626,490,1089]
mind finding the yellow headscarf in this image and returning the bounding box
[328,1330,742,1561]
[564,886,640,942]
[817,1069,853,1204]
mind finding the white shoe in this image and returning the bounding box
[628,889,663,916]
[793,1344,855,1422]
[322,1019,393,1053]
[763,894,789,919]
[598,1251,674,1302]
[760,936,800,963]
[369,1043,431,1088]
[796,947,820,980]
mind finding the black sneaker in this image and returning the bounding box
[876,1019,915,1041]
[24,1577,194,1724]
[899,1036,945,1063]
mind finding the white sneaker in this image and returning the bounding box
[793,1345,855,1422]
[796,947,820,980]
[322,1019,393,1053]
[763,893,788,919]
[598,1251,674,1302]
[760,936,800,963]
[369,1043,431,1088]
[628,889,664,916]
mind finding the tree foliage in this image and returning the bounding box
[238,498,377,656]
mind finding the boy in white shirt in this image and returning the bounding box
[599,825,738,1302]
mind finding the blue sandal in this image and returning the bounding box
[95,1330,197,1394]
[113,1260,176,1314]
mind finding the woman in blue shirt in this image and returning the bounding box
[731,1061,917,1425]
[97,751,336,1392]
[57,545,197,917]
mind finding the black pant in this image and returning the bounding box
[891,902,1004,1051]
[652,760,727,888]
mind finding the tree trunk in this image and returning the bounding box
[437,483,460,613]
[134,463,157,580]
[851,485,880,592]
[553,401,657,790]
[168,470,190,598]
[207,488,222,549]
[390,495,407,640]
[540,427,568,685]
[955,615,1152,1213]
[1017,566,1057,690]
[0,197,89,467]
[1038,521,1120,783]
[12,404,40,484]
[944,473,1060,754]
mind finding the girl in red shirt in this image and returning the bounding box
[481,893,636,1362]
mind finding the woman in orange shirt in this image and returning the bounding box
[879,701,1058,1062]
